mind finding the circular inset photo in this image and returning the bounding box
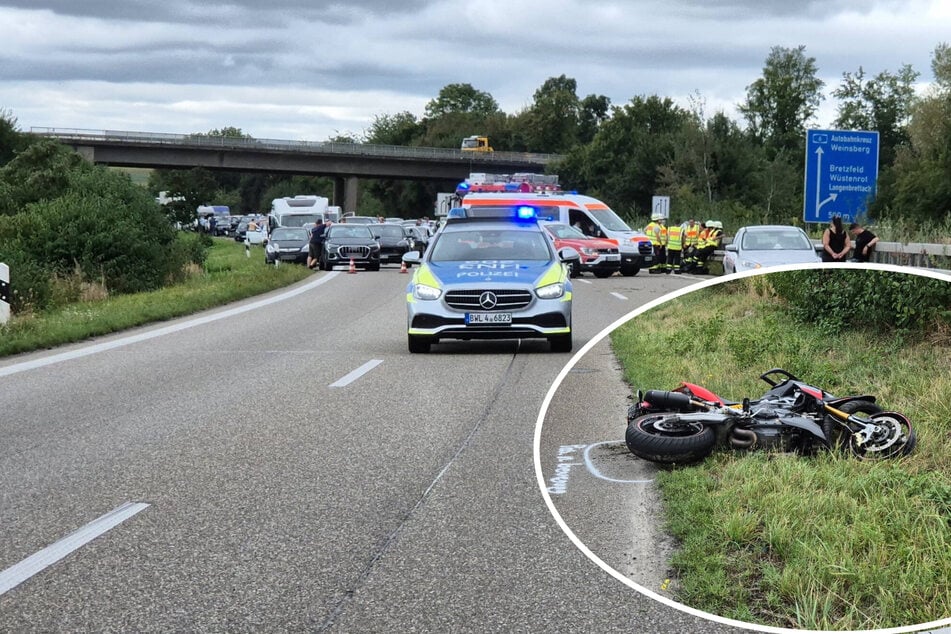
[535,264,951,633]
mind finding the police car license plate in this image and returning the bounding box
[605,254,620,261]
[466,312,512,325]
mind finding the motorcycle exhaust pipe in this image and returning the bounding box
[730,427,757,448]
[644,390,695,412]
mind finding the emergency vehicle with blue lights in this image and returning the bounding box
[455,174,653,275]
[401,204,579,354]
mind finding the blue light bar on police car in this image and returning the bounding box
[516,206,537,219]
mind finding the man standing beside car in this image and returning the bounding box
[308,218,330,269]
[849,222,879,262]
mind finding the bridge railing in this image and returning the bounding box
[29,127,559,165]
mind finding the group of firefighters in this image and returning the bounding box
[644,216,723,274]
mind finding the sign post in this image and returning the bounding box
[803,129,879,224]
[0,262,10,324]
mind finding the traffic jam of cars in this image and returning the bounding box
[203,173,841,354]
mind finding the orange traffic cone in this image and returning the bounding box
[348,257,357,274]
[399,259,408,274]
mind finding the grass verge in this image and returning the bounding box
[610,277,951,630]
[0,238,312,358]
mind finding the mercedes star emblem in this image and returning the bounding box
[479,291,498,309]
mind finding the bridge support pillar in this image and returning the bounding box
[344,177,360,214]
[333,177,345,208]
[75,145,96,162]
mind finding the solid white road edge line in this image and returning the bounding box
[330,359,384,388]
[0,273,340,378]
[0,501,150,596]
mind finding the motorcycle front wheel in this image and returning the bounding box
[625,413,716,464]
[823,400,883,451]
[852,412,917,459]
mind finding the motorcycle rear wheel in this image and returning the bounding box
[625,413,716,464]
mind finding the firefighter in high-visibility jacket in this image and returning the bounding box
[695,220,723,273]
[681,219,700,272]
[645,214,667,273]
[665,221,684,273]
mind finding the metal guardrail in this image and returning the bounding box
[29,127,560,165]
[711,239,951,271]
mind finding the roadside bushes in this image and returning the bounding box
[769,269,951,333]
[0,139,206,313]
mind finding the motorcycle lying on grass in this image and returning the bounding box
[625,368,916,464]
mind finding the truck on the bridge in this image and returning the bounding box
[461,135,493,152]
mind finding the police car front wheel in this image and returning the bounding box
[408,334,433,353]
[549,333,572,353]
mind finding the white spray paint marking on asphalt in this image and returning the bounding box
[574,279,593,284]
[0,502,149,596]
[0,273,339,378]
[548,442,655,494]
[584,441,654,484]
[330,359,383,388]
[547,444,586,495]
[610,292,628,301]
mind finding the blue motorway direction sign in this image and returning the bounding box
[803,129,879,223]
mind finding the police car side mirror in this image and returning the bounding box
[726,244,738,252]
[558,246,581,263]
[403,251,422,264]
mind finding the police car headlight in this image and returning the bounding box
[414,284,442,300]
[739,259,762,270]
[536,282,565,299]
[580,247,598,256]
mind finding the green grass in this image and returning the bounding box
[0,238,312,357]
[611,278,951,630]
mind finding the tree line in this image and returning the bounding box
[1,43,949,312]
[7,43,949,234]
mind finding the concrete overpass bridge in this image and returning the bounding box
[29,128,560,212]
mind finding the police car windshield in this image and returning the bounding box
[430,229,552,262]
[588,208,632,232]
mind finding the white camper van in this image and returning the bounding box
[269,195,330,231]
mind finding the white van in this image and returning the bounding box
[269,195,330,231]
[461,191,654,275]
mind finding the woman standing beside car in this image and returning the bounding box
[822,216,851,262]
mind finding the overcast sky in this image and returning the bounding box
[1,0,948,143]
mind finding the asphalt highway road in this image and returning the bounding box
[0,266,748,633]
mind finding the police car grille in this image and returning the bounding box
[598,247,619,254]
[339,245,370,258]
[445,289,533,310]
[638,242,653,255]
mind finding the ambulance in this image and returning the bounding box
[456,174,653,276]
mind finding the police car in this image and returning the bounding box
[401,206,579,353]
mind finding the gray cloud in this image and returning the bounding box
[0,0,429,25]
[0,0,946,140]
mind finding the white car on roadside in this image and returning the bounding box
[723,225,821,274]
